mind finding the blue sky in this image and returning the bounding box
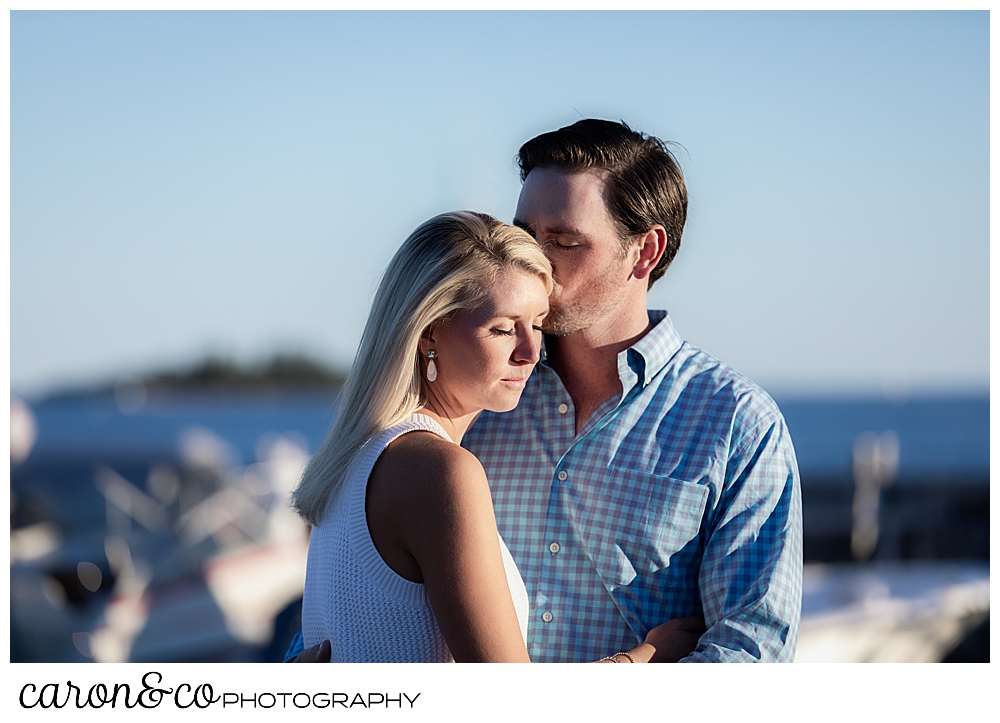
[10,10,989,398]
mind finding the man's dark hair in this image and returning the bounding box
[517,119,687,287]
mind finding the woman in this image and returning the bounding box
[293,211,672,662]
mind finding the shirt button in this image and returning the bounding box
[558,403,569,414]
[557,470,568,481]
[549,542,560,554]
[541,611,553,623]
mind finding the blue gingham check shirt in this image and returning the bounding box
[463,310,802,662]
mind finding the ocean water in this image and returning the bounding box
[774,393,989,479]
[18,390,989,480]
[23,390,341,466]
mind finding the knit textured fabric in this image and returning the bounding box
[302,413,529,662]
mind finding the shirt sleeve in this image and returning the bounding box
[283,629,306,662]
[679,408,803,663]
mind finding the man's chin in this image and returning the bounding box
[541,315,585,337]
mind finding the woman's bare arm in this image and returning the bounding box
[367,432,530,662]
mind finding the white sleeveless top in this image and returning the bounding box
[301,413,529,662]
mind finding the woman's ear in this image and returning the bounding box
[418,323,438,357]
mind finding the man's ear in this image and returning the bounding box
[631,225,667,281]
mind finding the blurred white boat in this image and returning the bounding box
[88,428,311,662]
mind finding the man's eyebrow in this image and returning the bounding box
[543,225,583,236]
[513,220,582,237]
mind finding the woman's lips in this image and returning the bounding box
[501,378,528,387]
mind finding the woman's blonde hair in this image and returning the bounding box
[292,211,552,526]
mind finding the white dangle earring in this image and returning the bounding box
[425,350,438,382]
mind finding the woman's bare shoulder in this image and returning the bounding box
[373,431,487,500]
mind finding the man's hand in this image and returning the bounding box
[644,616,705,662]
[290,640,331,663]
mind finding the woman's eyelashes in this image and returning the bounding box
[490,324,543,337]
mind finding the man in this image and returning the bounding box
[461,119,802,662]
[289,119,801,663]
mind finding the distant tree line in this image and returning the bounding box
[141,354,347,389]
[41,353,349,402]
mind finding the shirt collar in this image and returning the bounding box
[625,310,682,389]
[539,309,682,392]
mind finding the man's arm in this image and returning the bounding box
[680,410,802,662]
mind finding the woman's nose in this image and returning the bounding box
[513,328,541,365]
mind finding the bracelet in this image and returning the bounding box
[597,655,620,663]
[612,651,636,663]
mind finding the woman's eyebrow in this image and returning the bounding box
[489,312,547,321]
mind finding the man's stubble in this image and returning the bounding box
[541,258,632,338]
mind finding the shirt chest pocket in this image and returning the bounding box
[577,468,710,590]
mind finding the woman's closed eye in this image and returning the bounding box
[490,327,516,337]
